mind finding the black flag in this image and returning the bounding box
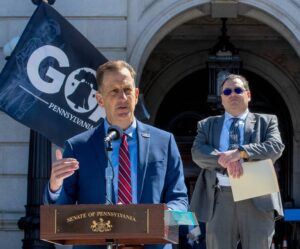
[0,2,107,147]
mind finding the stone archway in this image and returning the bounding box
[129,0,300,82]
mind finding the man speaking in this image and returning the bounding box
[44,60,188,249]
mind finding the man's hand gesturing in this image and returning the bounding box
[49,149,79,192]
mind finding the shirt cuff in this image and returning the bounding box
[48,182,62,201]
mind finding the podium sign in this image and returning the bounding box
[55,206,148,234]
[40,204,178,246]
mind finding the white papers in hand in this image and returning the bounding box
[229,159,279,202]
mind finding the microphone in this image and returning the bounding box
[104,125,123,143]
[104,125,122,205]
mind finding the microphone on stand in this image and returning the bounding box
[104,125,123,205]
[104,125,123,143]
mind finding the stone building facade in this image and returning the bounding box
[1,0,300,248]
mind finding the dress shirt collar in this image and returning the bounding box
[224,109,249,123]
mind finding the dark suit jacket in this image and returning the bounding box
[44,120,188,249]
[189,112,285,222]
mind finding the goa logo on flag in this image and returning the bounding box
[65,68,98,114]
[27,45,104,123]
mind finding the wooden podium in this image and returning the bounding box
[40,204,179,246]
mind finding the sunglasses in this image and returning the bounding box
[222,87,245,96]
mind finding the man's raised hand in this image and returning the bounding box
[49,149,79,192]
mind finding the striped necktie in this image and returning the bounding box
[228,118,240,150]
[118,134,132,204]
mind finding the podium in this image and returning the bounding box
[40,204,180,246]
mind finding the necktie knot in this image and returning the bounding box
[121,134,128,145]
[231,118,239,126]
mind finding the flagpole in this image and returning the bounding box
[18,130,54,249]
[31,0,56,5]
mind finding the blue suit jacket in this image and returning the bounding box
[44,120,188,249]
